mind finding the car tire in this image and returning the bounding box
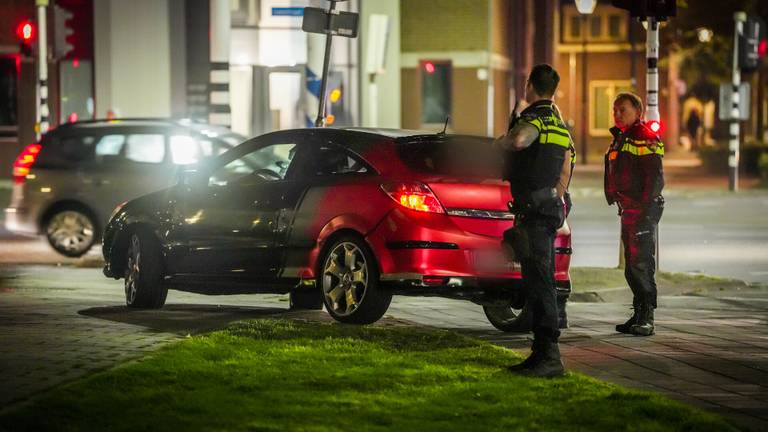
[483,301,533,333]
[124,228,167,309]
[45,208,97,258]
[319,235,391,324]
[289,286,324,310]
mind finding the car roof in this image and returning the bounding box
[53,118,240,136]
[341,127,438,139]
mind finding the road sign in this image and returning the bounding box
[271,7,303,17]
[719,83,751,121]
[302,7,359,38]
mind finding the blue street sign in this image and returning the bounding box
[272,7,304,17]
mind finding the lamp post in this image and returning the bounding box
[576,0,596,165]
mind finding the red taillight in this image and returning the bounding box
[381,182,445,214]
[12,143,41,184]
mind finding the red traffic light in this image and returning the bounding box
[424,61,436,74]
[16,20,36,43]
[759,39,767,58]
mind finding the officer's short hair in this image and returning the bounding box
[614,92,644,116]
[528,64,560,98]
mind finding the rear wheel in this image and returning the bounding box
[320,235,391,324]
[124,228,167,309]
[45,209,96,257]
[483,301,533,333]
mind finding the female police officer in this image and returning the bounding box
[605,92,665,336]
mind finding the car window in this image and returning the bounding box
[311,145,369,176]
[59,135,96,161]
[170,135,202,165]
[125,134,165,164]
[95,134,125,156]
[209,142,296,187]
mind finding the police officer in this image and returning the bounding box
[605,92,664,336]
[494,64,575,377]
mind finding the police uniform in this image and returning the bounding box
[504,100,575,350]
[604,119,665,335]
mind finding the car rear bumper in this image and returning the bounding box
[367,208,571,285]
[4,207,38,235]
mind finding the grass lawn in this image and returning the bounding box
[0,319,737,432]
[570,267,747,293]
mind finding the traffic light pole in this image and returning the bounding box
[729,12,747,192]
[645,17,660,124]
[36,0,50,140]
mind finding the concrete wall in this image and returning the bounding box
[94,0,172,118]
[360,0,400,128]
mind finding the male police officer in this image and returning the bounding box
[494,64,574,377]
[605,92,664,336]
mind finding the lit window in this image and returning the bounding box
[589,81,633,137]
[125,134,165,164]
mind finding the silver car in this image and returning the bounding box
[5,119,244,257]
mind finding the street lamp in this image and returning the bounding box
[576,0,596,165]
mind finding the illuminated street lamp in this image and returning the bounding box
[697,27,713,43]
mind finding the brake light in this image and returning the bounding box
[12,143,41,184]
[381,182,445,214]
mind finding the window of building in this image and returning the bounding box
[421,61,451,125]
[589,80,634,137]
[570,16,582,39]
[125,134,165,164]
[0,57,18,129]
[609,15,622,38]
[590,16,602,38]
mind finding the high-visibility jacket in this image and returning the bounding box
[604,120,665,210]
[504,100,576,206]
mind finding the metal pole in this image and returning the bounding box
[580,14,588,165]
[314,1,337,128]
[730,12,746,192]
[209,0,231,128]
[645,17,660,123]
[36,0,50,140]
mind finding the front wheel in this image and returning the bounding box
[319,235,391,324]
[124,228,167,309]
[483,301,533,333]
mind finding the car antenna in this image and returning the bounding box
[439,116,450,135]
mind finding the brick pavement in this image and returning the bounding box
[0,265,766,431]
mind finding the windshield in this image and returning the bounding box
[397,135,503,179]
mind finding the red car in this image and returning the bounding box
[102,128,572,331]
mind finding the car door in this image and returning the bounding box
[173,132,309,278]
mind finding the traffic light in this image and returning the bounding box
[53,4,75,59]
[611,0,677,21]
[16,20,36,57]
[739,17,767,73]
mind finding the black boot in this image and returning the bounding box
[508,340,544,372]
[557,297,569,329]
[630,304,655,336]
[615,304,639,334]
[511,342,565,378]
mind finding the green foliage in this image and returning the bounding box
[0,319,738,432]
[759,152,768,181]
[678,35,731,102]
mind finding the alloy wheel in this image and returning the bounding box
[125,234,141,304]
[322,242,369,317]
[46,210,95,256]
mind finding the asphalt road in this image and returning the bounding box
[568,188,768,284]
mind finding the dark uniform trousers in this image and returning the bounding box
[517,200,565,343]
[621,199,663,309]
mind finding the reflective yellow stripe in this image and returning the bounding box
[620,142,665,156]
[525,117,543,132]
[540,132,571,148]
